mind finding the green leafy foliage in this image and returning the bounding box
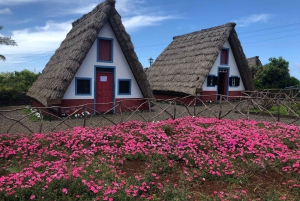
[254,57,300,89]
[0,69,40,92]
[0,26,18,61]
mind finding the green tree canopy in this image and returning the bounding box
[0,26,18,61]
[0,69,40,92]
[254,57,300,89]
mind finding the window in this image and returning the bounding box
[118,79,131,95]
[229,76,240,87]
[98,38,113,62]
[220,49,229,65]
[207,75,218,87]
[75,78,92,95]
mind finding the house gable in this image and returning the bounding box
[27,0,153,107]
[145,22,254,97]
[63,20,143,100]
[202,40,245,92]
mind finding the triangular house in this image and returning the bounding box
[146,22,254,102]
[247,56,262,68]
[247,56,263,79]
[27,0,154,114]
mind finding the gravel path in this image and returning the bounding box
[1,101,299,135]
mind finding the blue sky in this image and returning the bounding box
[1,0,300,79]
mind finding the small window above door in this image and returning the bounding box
[220,48,229,65]
[98,38,113,62]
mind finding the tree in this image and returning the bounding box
[0,26,17,61]
[0,69,40,92]
[249,65,263,79]
[254,57,300,89]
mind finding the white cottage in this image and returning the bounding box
[27,0,153,114]
[146,22,254,102]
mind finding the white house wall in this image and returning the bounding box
[63,20,143,100]
[202,40,245,91]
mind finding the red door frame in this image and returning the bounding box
[94,67,115,113]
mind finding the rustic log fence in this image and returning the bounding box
[1,90,300,134]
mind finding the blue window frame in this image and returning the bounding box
[97,37,113,63]
[118,79,131,95]
[229,76,240,87]
[220,48,229,65]
[207,74,218,87]
[75,77,92,95]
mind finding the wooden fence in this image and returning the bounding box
[1,90,300,135]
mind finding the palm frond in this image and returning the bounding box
[0,54,6,61]
[0,36,18,46]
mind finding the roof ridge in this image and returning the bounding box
[72,0,115,27]
[248,56,260,59]
[173,22,236,40]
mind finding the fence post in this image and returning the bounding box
[119,101,123,123]
[277,99,280,122]
[173,99,176,119]
[148,100,151,113]
[38,109,42,133]
[247,99,250,120]
[48,108,52,122]
[83,106,86,128]
[194,96,196,117]
[218,95,222,119]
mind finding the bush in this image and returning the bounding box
[0,89,31,106]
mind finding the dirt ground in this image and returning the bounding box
[1,101,299,135]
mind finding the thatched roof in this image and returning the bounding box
[247,56,262,67]
[27,0,154,106]
[146,22,255,95]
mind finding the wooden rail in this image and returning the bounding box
[1,90,300,134]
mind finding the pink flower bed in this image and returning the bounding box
[0,116,299,200]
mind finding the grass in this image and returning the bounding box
[0,116,299,200]
[21,107,41,121]
[248,104,300,116]
[22,107,55,122]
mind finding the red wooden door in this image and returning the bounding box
[96,71,113,112]
[217,71,228,100]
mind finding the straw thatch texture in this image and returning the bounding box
[248,56,262,67]
[27,0,153,106]
[146,22,255,95]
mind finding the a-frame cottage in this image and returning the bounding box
[27,0,154,115]
[146,22,254,102]
[247,56,262,68]
[248,56,263,79]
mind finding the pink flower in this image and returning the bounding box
[62,188,68,194]
[30,195,35,199]
[280,196,286,200]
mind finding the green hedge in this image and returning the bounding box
[0,90,31,106]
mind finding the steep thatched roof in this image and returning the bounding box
[247,56,262,67]
[146,22,255,95]
[27,0,153,106]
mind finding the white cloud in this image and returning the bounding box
[294,62,300,68]
[67,3,97,14]
[1,20,72,63]
[0,8,12,14]
[116,0,145,15]
[235,14,272,27]
[123,15,177,31]
[1,0,179,65]
[0,0,38,5]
